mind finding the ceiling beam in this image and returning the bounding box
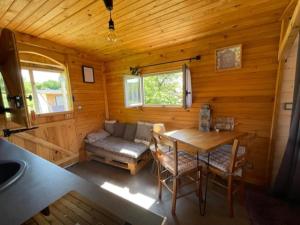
[278,0,300,60]
[280,0,297,20]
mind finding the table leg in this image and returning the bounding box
[200,152,210,216]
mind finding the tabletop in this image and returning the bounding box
[164,129,246,154]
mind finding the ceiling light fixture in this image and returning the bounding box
[107,11,117,42]
[103,0,117,43]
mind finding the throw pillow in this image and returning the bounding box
[134,121,153,145]
[86,129,110,143]
[104,120,116,134]
[113,122,126,137]
[123,123,137,141]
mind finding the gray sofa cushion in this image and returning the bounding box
[104,120,116,134]
[113,122,126,137]
[123,123,137,141]
[86,136,148,159]
[134,121,153,145]
[86,129,110,143]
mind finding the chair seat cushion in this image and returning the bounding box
[86,136,149,159]
[198,144,246,176]
[159,151,198,175]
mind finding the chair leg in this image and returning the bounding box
[227,175,234,217]
[171,177,178,215]
[151,159,156,174]
[196,166,203,214]
[158,164,162,200]
[198,167,203,201]
[238,179,245,206]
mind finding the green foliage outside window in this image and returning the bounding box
[36,80,61,90]
[143,72,183,105]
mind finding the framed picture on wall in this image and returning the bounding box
[216,44,242,71]
[82,65,95,83]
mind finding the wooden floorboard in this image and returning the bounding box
[22,191,126,225]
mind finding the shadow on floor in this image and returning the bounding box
[68,160,250,225]
[246,188,300,225]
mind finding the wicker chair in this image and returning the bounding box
[152,131,203,215]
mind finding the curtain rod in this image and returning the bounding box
[130,55,201,75]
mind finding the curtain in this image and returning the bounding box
[183,64,192,108]
[273,36,300,201]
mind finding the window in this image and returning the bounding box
[0,72,9,109]
[143,71,183,106]
[124,76,143,107]
[124,70,183,107]
[21,68,72,114]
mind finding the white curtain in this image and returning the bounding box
[183,64,192,108]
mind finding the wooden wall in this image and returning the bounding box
[2,32,106,166]
[104,22,281,185]
[271,36,298,182]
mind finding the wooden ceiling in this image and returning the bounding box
[0,0,290,61]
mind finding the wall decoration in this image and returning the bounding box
[199,104,211,132]
[216,44,242,71]
[82,65,95,83]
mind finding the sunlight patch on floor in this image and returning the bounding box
[101,181,156,209]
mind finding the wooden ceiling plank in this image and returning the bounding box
[29,0,97,36]
[0,0,15,19]
[0,0,31,28]
[80,2,284,54]
[54,0,215,43]
[6,0,48,30]
[14,0,65,32]
[56,0,285,50]
[53,0,274,42]
[38,0,157,39]
[101,1,284,48]
[23,0,82,34]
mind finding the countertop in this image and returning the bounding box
[0,139,166,225]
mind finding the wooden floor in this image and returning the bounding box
[23,191,126,225]
[68,160,250,225]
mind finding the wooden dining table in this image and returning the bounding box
[163,128,246,215]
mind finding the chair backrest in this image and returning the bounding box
[152,131,176,153]
[152,131,179,175]
[228,139,246,174]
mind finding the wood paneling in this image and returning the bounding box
[278,0,300,60]
[0,0,289,60]
[104,23,281,185]
[1,32,106,166]
[271,36,298,182]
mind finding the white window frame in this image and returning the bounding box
[123,75,143,108]
[123,70,184,108]
[21,67,73,115]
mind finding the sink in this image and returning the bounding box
[0,160,27,191]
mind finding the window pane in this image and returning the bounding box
[143,71,183,106]
[0,72,9,109]
[21,69,35,112]
[32,70,71,114]
[124,76,142,107]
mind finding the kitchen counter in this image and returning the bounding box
[0,139,166,225]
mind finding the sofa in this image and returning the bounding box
[85,121,164,175]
